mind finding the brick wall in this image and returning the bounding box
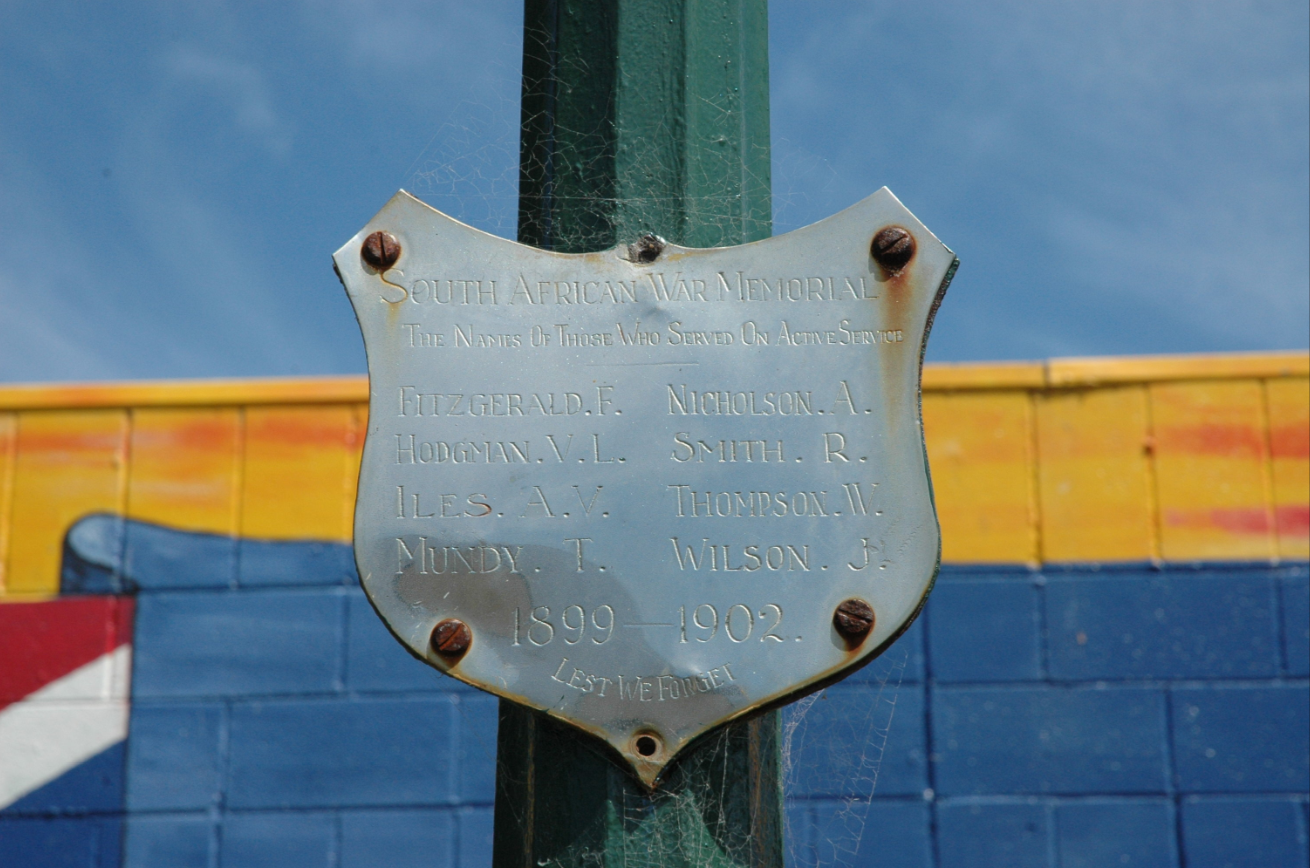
[7,530,1304,866]
[2,356,1306,866]
[2,526,499,868]
[784,563,1310,867]
[123,578,499,867]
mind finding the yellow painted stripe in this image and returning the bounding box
[0,413,15,595]
[1035,386,1156,563]
[5,410,128,597]
[923,391,1039,565]
[1267,377,1310,560]
[1151,380,1275,562]
[127,407,242,535]
[240,406,361,542]
[0,351,1305,600]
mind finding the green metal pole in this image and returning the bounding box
[494,1,780,865]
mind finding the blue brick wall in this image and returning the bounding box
[49,518,491,868]
[120,582,495,868]
[782,563,1310,868]
[17,518,1304,867]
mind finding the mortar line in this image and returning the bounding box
[1258,378,1280,564]
[1142,385,1164,565]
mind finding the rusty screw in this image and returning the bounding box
[833,598,875,644]
[629,234,665,264]
[871,226,915,273]
[431,619,471,657]
[361,230,401,271]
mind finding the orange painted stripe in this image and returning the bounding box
[1271,421,1309,459]
[1174,507,1272,536]
[1154,423,1267,457]
[1159,504,1309,540]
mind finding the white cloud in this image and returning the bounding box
[161,46,294,156]
[301,0,521,85]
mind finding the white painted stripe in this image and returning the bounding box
[0,645,132,809]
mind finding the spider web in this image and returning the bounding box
[782,652,909,867]
[405,92,522,241]
[402,91,855,245]
[402,99,902,867]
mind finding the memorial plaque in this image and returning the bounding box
[335,188,955,786]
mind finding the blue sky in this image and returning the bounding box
[1,1,1306,383]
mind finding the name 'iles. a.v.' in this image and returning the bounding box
[334,188,956,787]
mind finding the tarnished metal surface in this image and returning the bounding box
[334,189,956,786]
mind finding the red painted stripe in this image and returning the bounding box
[1161,503,1310,542]
[1209,506,1274,535]
[0,597,133,711]
[1277,504,1310,537]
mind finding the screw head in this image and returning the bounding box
[431,619,471,657]
[361,230,401,271]
[629,234,666,264]
[833,598,875,644]
[871,226,915,273]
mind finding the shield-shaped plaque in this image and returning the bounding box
[335,189,955,786]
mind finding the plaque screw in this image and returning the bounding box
[629,234,666,264]
[431,619,472,657]
[833,598,875,644]
[870,226,915,273]
[361,230,401,271]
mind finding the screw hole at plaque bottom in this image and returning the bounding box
[632,732,662,759]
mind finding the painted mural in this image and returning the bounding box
[1,353,1306,867]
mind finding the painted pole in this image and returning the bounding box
[493,1,781,865]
